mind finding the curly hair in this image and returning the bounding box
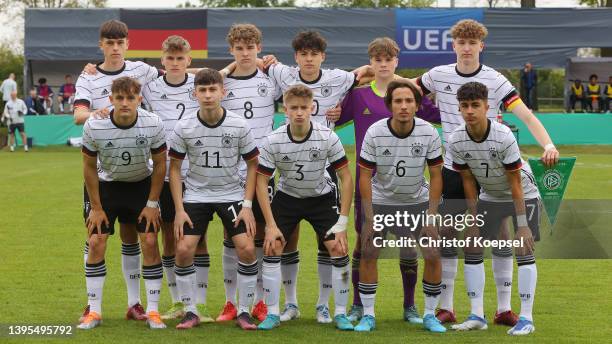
[450,19,488,40]
[226,23,262,46]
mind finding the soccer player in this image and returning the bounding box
[255,85,354,331]
[412,19,557,325]
[36,77,54,114]
[356,80,446,333]
[447,82,539,336]
[78,77,167,330]
[58,75,76,113]
[3,90,28,152]
[216,23,281,323]
[74,19,164,322]
[169,68,260,330]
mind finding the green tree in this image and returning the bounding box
[0,0,106,9]
[579,0,612,6]
[180,0,295,7]
[322,0,434,7]
[0,45,25,96]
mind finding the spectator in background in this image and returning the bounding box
[586,74,602,113]
[2,90,28,152]
[604,76,612,113]
[568,79,587,113]
[520,62,537,110]
[58,74,76,113]
[36,77,54,114]
[0,73,17,111]
[25,88,45,115]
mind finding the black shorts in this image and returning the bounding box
[326,165,340,205]
[253,178,275,224]
[272,191,339,243]
[371,202,429,239]
[440,167,480,216]
[160,182,186,223]
[8,123,25,134]
[477,198,541,241]
[183,201,247,238]
[83,177,151,235]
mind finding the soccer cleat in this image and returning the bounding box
[423,314,447,333]
[126,303,147,321]
[280,303,300,322]
[24,145,28,152]
[435,308,457,324]
[196,304,215,323]
[494,310,519,326]
[404,305,423,324]
[216,301,237,321]
[176,311,200,329]
[146,311,167,329]
[77,311,101,330]
[257,314,281,330]
[354,315,376,332]
[315,304,332,324]
[78,304,90,322]
[334,314,354,331]
[9,145,14,152]
[251,300,268,322]
[451,314,488,331]
[347,304,364,322]
[236,312,257,330]
[161,302,185,320]
[507,317,535,336]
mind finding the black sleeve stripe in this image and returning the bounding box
[242,147,259,161]
[157,69,165,77]
[81,146,97,157]
[330,155,349,170]
[426,155,443,166]
[151,143,167,154]
[257,164,275,176]
[358,156,376,170]
[416,77,431,95]
[74,99,90,108]
[452,162,469,171]
[503,158,522,171]
[168,148,186,160]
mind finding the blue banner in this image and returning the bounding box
[395,9,484,68]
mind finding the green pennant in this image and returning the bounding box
[528,157,576,226]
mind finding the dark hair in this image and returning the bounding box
[292,31,327,53]
[38,78,47,84]
[384,80,422,109]
[194,68,223,87]
[283,84,313,103]
[589,74,598,80]
[100,20,128,40]
[111,76,141,96]
[65,74,72,79]
[456,82,488,102]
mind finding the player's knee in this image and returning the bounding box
[88,235,107,256]
[140,232,158,250]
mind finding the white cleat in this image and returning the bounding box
[451,314,488,331]
[147,311,167,329]
[279,303,300,322]
[315,304,333,324]
[77,312,102,330]
[507,317,535,336]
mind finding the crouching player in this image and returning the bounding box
[255,85,354,330]
[448,82,539,335]
[356,80,446,333]
[79,77,167,329]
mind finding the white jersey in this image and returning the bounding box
[81,108,166,182]
[142,73,197,181]
[267,62,356,129]
[222,69,281,180]
[258,121,348,199]
[4,99,27,124]
[169,109,259,203]
[448,120,539,202]
[418,64,521,170]
[74,60,161,111]
[359,118,443,205]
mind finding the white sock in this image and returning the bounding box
[517,256,537,321]
[331,255,350,316]
[492,248,514,313]
[464,254,485,318]
[175,264,197,314]
[263,257,282,315]
[423,280,442,316]
[121,243,141,307]
[254,240,265,303]
[316,251,333,307]
[358,282,377,317]
[162,256,179,303]
[238,261,258,314]
[143,263,163,313]
[194,254,210,305]
[222,240,238,305]
[439,251,458,311]
[59,103,64,112]
[281,250,299,306]
[85,260,106,315]
[83,241,89,267]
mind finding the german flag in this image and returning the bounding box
[120,9,208,59]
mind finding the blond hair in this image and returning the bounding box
[226,23,262,46]
[283,85,313,103]
[162,35,191,54]
[450,19,488,40]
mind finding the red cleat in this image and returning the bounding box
[494,310,519,326]
[236,312,257,330]
[435,309,457,324]
[79,304,90,322]
[216,301,238,322]
[176,311,200,329]
[251,300,268,322]
[126,303,147,321]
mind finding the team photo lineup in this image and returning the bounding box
[69,17,562,336]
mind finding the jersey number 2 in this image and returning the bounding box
[176,103,185,119]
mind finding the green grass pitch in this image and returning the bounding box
[0,145,611,343]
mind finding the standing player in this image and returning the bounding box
[216,23,281,323]
[74,19,164,322]
[255,85,354,331]
[356,80,446,333]
[412,19,557,325]
[448,82,539,335]
[78,77,167,330]
[169,68,260,330]
[3,90,28,152]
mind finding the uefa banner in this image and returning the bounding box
[395,9,483,68]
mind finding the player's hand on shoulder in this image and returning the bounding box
[139,205,161,233]
[83,63,98,75]
[261,55,278,70]
[86,208,109,236]
[174,210,193,241]
[235,206,256,238]
[91,108,110,120]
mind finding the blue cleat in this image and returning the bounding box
[347,305,364,322]
[423,314,447,333]
[257,314,281,330]
[507,317,535,335]
[334,314,354,331]
[404,305,423,324]
[354,315,376,332]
